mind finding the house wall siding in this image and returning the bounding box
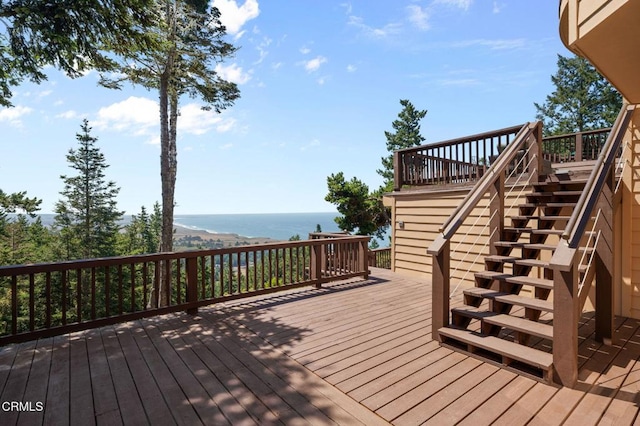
[621,108,640,319]
[390,185,531,293]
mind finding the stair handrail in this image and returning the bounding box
[550,103,634,270]
[428,121,542,255]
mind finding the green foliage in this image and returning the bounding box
[0,0,156,106]
[54,120,124,260]
[534,54,622,136]
[369,239,380,250]
[119,203,162,254]
[325,172,388,239]
[378,99,428,191]
[99,0,240,257]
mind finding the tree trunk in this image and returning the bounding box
[158,73,175,307]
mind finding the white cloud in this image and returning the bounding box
[37,90,53,99]
[272,62,283,70]
[346,64,357,73]
[438,78,479,87]
[95,96,158,134]
[303,56,327,73]
[0,106,33,126]
[177,104,236,135]
[213,0,260,36]
[340,2,353,15]
[300,46,311,55]
[453,38,526,50]
[220,143,233,150]
[95,97,235,138]
[254,36,272,65]
[407,5,430,31]
[317,77,326,85]
[56,110,79,119]
[347,15,402,39]
[215,63,252,84]
[493,1,503,13]
[434,0,473,11]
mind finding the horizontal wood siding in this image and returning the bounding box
[623,110,640,319]
[391,185,529,290]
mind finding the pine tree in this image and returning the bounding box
[378,99,428,191]
[54,120,124,260]
[534,54,622,136]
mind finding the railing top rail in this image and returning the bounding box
[396,124,524,154]
[556,104,635,251]
[542,127,611,141]
[427,121,541,255]
[0,235,371,276]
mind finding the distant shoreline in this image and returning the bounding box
[173,224,276,248]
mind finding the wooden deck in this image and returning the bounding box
[1,268,639,425]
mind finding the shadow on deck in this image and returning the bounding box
[1,268,639,425]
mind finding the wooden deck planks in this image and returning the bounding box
[1,268,640,425]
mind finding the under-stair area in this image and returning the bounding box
[437,177,588,383]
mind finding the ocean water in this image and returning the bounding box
[173,212,342,240]
[27,212,390,245]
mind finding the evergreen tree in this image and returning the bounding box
[534,54,622,136]
[378,99,428,190]
[54,120,124,259]
[99,0,239,259]
[325,172,388,239]
[119,203,162,255]
[0,0,156,107]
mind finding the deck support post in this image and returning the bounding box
[553,255,579,387]
[595,168,615,344]
[432,239,450,341]
[185,257,198,315]
[575,132,583,162]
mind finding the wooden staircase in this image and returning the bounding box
[437,178,588,382]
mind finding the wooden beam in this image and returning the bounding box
[553,257,579,387]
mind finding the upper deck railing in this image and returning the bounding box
[394,126,613,190]
[0,234,370,345]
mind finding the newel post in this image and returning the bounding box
[394,151,402,191]
[360,238,369,279]
[429,237,450,341]
[529,122,543,182]
[311,242,323,288]
[185,257,198,315]
[575,132,583,162]
[552,246,579,387]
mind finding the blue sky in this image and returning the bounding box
[0,0,570,215]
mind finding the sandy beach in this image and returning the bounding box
[173,224,276,248]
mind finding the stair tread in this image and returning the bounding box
[483,314,553,340]
[464,288,553,312]
[438,327,553,369]
[494,242,556,250]
[474,271,554,290]
[515,259,549,267]
[505,276,554,290]
[511,215,571,221]
[485,255,519,263]
[494,294,554,312]
[451,306,496,319]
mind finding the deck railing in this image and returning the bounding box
[393,125,524,190]
[427,121,543,339]
[549,104,635,386]
[394,126,612,190]
[369,248,391,269]
[0,235,370,345]
[542,128,611,163]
